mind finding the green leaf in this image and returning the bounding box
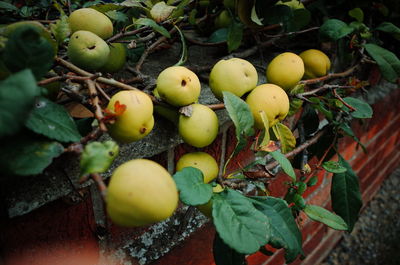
[259,5,292,26]
[270,150,296,181]
[0,70,40,138]
[348,8,364,22]
[322,161,347,174]
[258,110,270,147]
[80,141,119,177]
[213,233,246,265]
[213,189,270,254]
[319,19,354,41]
[207,28,228,43]
[223,91,254,155]
[105,10,128,23]
[338,123,366,153]
[0,1,18,11]
[135,18,171,38]
[288,84,304,116]
[272,123,296,154]
[304,205,348,230]
[25,97,81,143]
[50,14,70,46]
[173,167,213,206]
[170,0,191,18]
[363,43,400,83]
[2,24,55,80]
[331,155,362,232]
[343,97,373,119]
[250,5,263,26]
[252,196,303,263]
[90,3,124,13]
[286,8,311,32]
[307,176,318,187]
[0,134,64,176]
[173,25,187,66]
[376,22,400,40]
[227,20,243,52]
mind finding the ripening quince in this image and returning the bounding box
[266,52,304,91]
[67,30,110,71]
[276,0,305,9]
[100,43,127,73]
[197,184,224,218]
[246,84,290,128]
[209,58,258,100]
[179,104,219,148]
[299,49,331,79]
[106,90,154,143]
[176,152,219,183]
[155,66,201,107]
[68,8,113,39]
[106,159,178,227]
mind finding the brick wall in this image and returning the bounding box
[1,81,400,265]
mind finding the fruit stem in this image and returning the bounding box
[91,173,107,200]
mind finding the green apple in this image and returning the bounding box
[246,84,290,128]
[299,49,331,79]
[68,8,113,39]
[276,0,305,9]
[106,90,154,143]
[100,43,127,73]
[179,104,219,148]
[266,52,304,91]
[155,66,201,107]
[176,152,219,183]
[209,58,258,100]
[67,30,110,71]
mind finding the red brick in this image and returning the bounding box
[301,229,343,265]
[151,223,216,265]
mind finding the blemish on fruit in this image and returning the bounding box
[140,127,147,134]
[181,79,187,86]
[88,45,96,50]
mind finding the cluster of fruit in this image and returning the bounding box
[67,8,126,73]
[106,48,331,227]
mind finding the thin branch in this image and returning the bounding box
[264,26,319,38]
[135,26,179,72]
[55,57,142,92]
[95,83,111,101]
[297,84,356,98]
[38,73,101,86]
[85,79,107,132]
[300,64,359,85]
[265,129,326,171]
[207,103,225,110]
[107,26,150,43]
[333,88,356,111]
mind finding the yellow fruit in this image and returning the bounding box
[106,159,178,227]
[246,84,290,128]
[67,30,110,71]
[276,0,305,9]
[68,8,113,39]
[197,184,224,217]
[179,104,219,148]
[209,58,258,100]
[214,10,232,29]
[176,152,219,183]
[155,66,201,107]
[106,90,154,143]
[100,43,127,73]
[299,49,331,79]
[266,52,304,91]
